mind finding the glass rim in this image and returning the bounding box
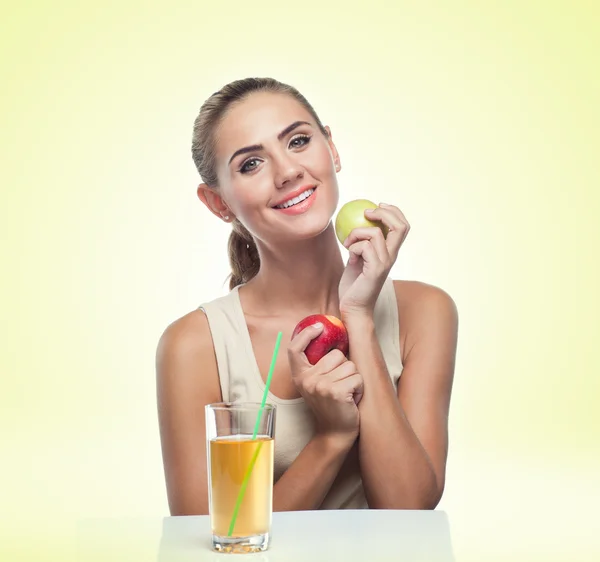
[206,402,276,412]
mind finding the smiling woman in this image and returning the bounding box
[156,77,458,517]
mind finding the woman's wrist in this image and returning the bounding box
[314,430,357,454]
[340,308,375,331]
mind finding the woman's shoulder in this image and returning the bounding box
[157,288,238,358]
[391,280,458,365]
[392,279,458,333]
[392,280,456,310]
[158,309,211,352]
[156,308,218,388]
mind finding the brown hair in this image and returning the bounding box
[191,77,329,290]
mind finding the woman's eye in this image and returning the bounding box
[240,158,260,174]
[289,135,311,149]
[239,136,310,173]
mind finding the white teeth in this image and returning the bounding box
[275,188,314,209]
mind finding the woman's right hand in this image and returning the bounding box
[288,322,364,442]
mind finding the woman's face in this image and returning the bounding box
[213,91,341,245]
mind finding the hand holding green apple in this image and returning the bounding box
[334,199,389,245]
[336,199,410,317]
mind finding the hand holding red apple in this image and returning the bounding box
[288,317,363,441]
[336,200,410,318]
[291,314,349,365]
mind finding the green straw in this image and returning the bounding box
[227,331,282,537]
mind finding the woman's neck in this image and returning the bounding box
[240,224,345,318]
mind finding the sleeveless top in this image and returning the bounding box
[199,277,403,509]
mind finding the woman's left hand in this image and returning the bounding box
[338,203,410,318]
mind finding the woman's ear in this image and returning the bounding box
[324,126,341,172]
[197,184,234,222]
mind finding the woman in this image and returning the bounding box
[156,77,458,515]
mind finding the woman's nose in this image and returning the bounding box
[274,156,304,188]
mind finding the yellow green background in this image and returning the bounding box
[2,1,598,560]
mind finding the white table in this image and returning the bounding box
[78,510,454,561]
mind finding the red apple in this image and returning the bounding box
[292,314,349,365]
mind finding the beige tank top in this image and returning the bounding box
[199,276,403,509]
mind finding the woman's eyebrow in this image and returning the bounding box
[228,121,312,165]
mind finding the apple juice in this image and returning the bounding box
[208,435,274,537]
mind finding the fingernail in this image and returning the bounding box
[312,322,323,329]
[379,202,388,207]
[365,208,375,214]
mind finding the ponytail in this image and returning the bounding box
[227,221,260,290]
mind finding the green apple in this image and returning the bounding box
[334,199,389,245]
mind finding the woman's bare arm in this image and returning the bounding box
[343,281,458,509]
[156,311,354,515]
[156,311,221,515]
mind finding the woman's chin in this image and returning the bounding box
[282,215,335,242]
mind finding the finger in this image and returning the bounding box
[364,205,410,258]
[366,205,409,237]
[313,368,362,400]
[319,359,358,383]
[342,227,388,263]
[333,373,364,404]
[353,380,364,405]
[380,202,409,224]
[368,202,408,225]
[313,348,348,373]
[288,323,324,370]
[347,240,385,274]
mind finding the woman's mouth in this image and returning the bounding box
[274,188,315,209]
[272,188,317,216]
